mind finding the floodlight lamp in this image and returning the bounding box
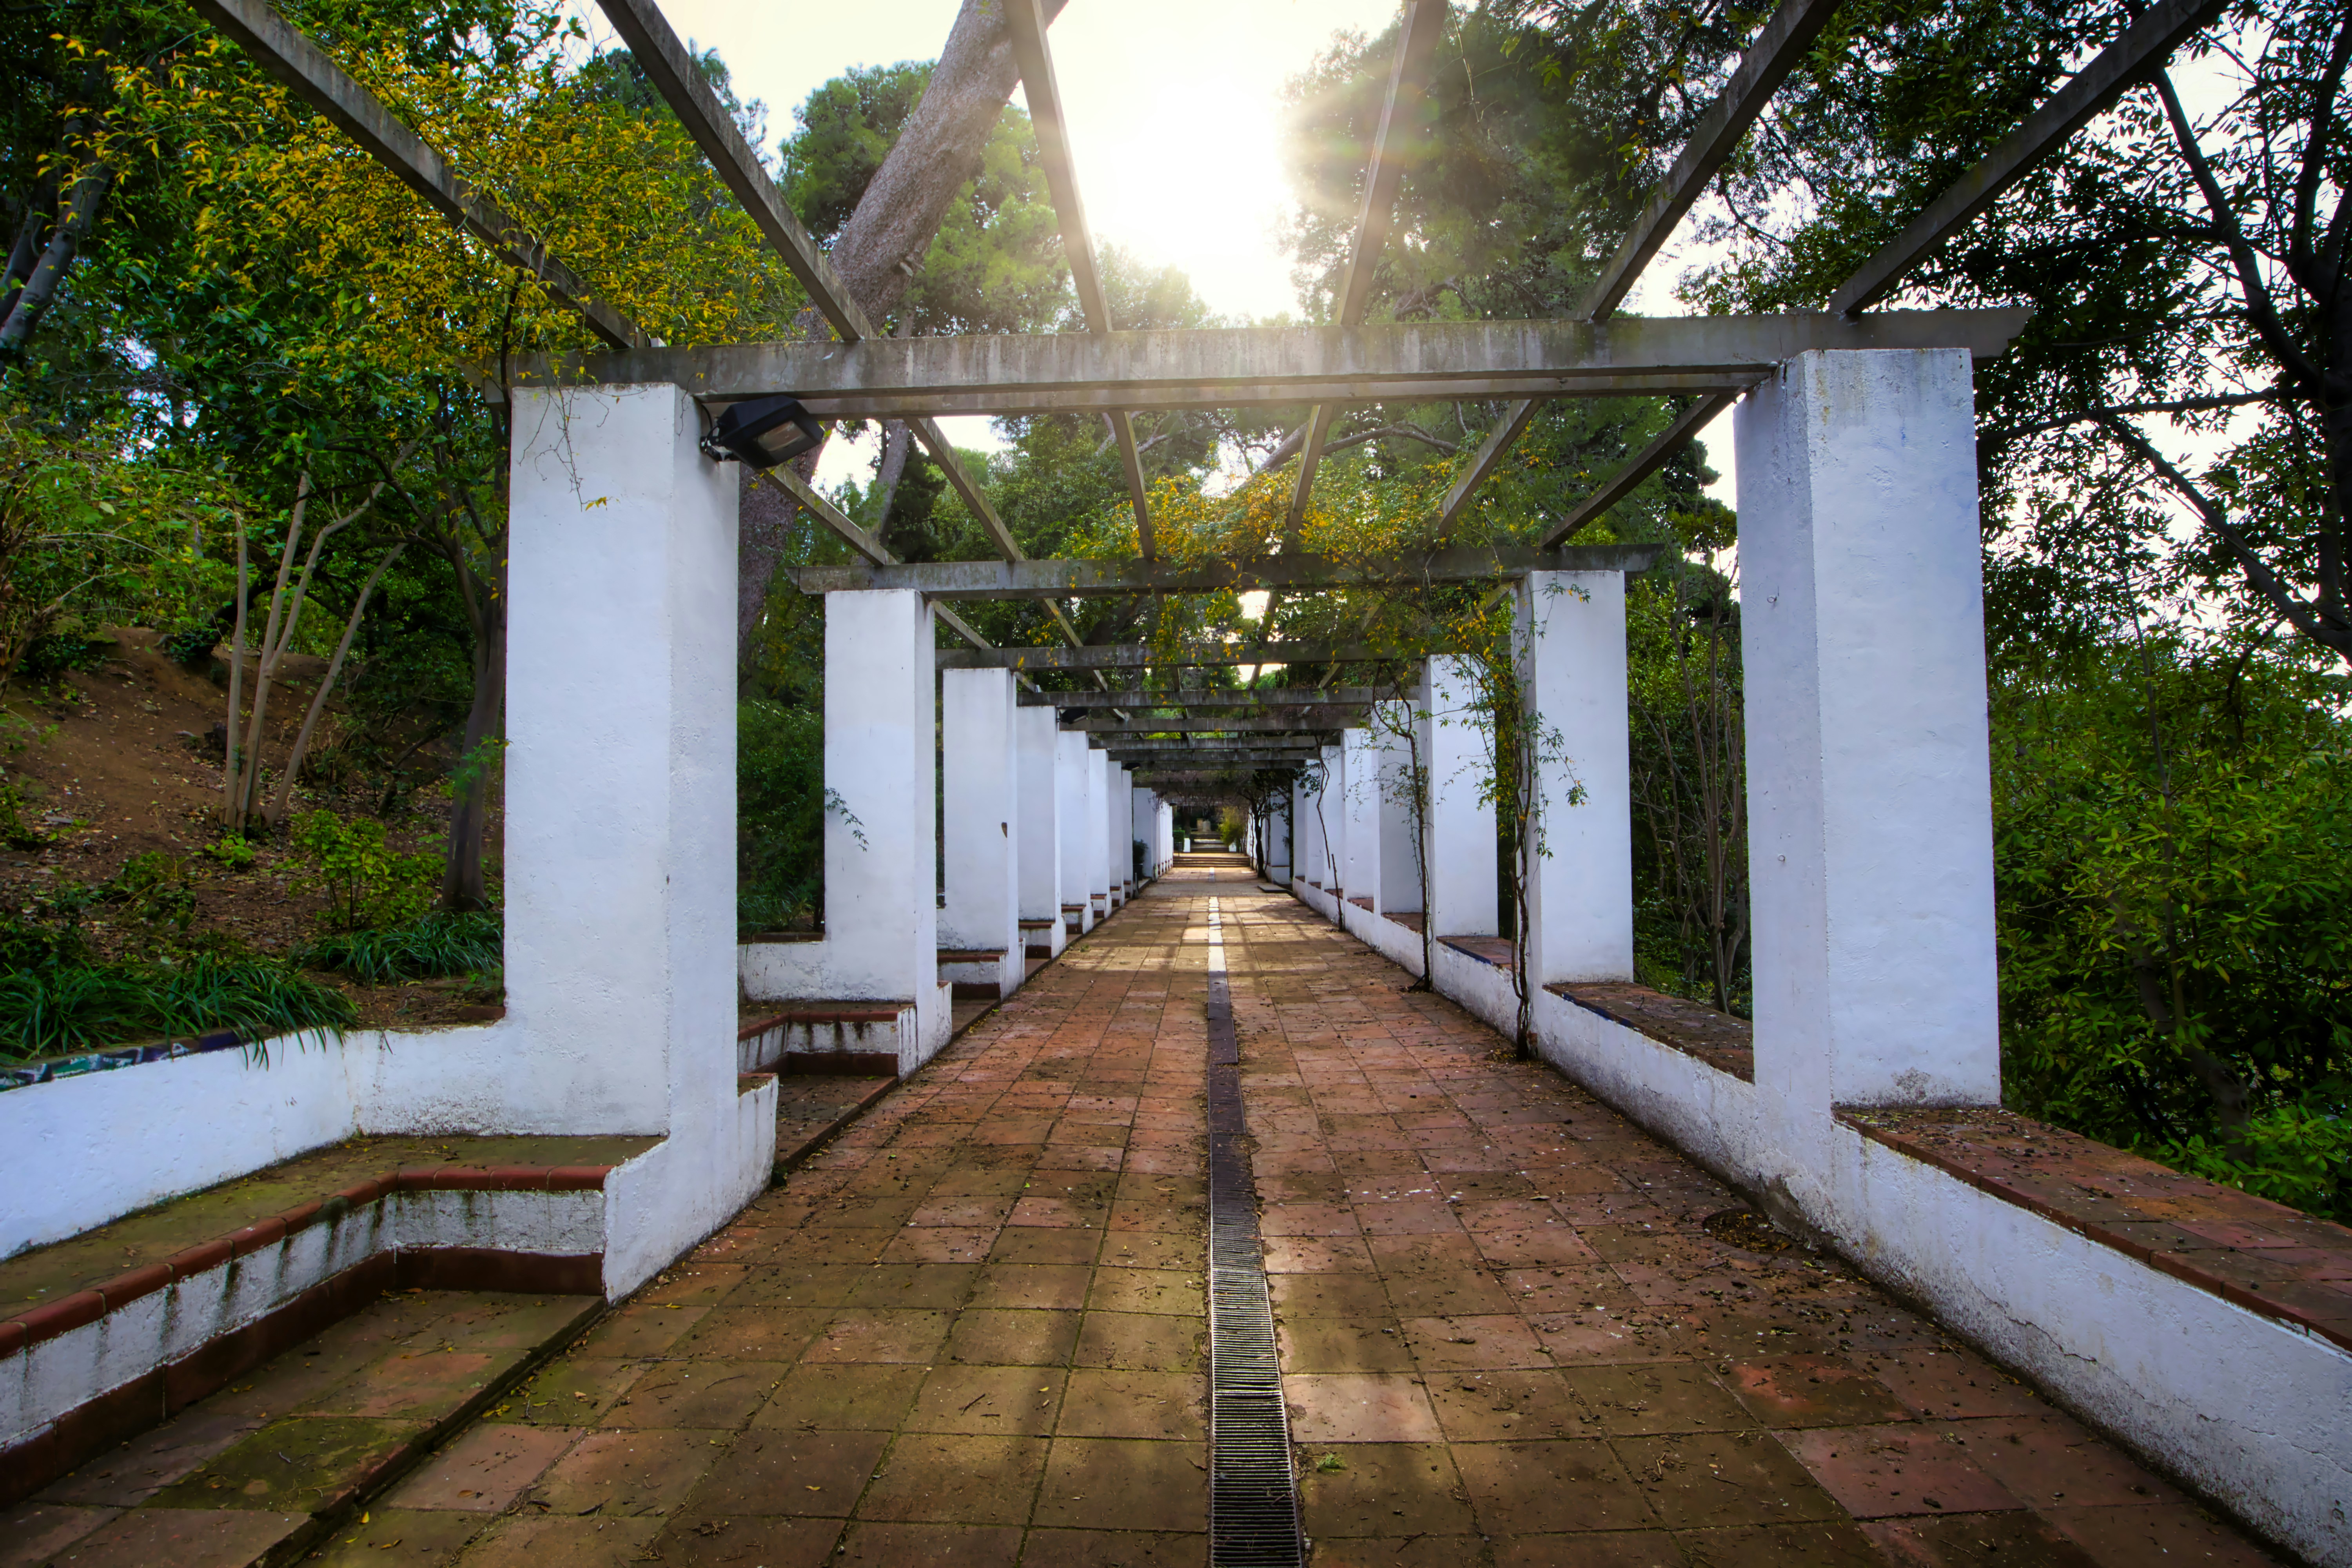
[702,395,825,468]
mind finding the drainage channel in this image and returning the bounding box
[1203,895,1308,1567]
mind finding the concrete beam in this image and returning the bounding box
[592,0,872,344]
[1434,399,1540,541]
[1828,0,2225,315]
[1022,686,1385,708]
[1579,0,1844,321]
[1537,392,1739,548]
[524,311,2030,416]
[1071,714,1347,733]
[793,543,1661,600]
[999,0,1155,556]
[941,642,1446,671]
[193,0,644,351]
[1103,738,1324,756]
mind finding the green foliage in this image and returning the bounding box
[1994,633,2352,1218]
[298,909,500,983]
[288,809,440,933]
[2157,1097,2352,1222]
[0,417,236,687]
[0,953,356,1062]
[0,780,50,850]
[160,623,220,668]
[780,62,1065,335]
[738,699,827,933]
[202,835,258,869]
[109,851,196,934]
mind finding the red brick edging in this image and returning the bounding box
[1,1162,615,1360]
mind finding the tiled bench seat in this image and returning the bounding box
[0,1134,652,1506]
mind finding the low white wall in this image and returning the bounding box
[1341,902,1425,977]
[5,1028,407,1258]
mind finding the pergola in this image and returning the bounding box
[167,2,2301,1562]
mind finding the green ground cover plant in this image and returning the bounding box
[297,909,499,983]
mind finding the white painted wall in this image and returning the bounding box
[1374,702,1421,913]
[2,1033,361,1257]
[1517,570,1633,984]
[1016,704,1067,954]
[1737,347,2000,1107]
[1340,729,1378,904]
[941,670,1021,993]
[1086,749,1112,909]
[507,383,773,1291]
[1423,656,1497,937]
[1105,764,1130,898]
[1056,731,1094,930]
[739,588,949,1071]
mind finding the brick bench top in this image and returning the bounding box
[936,948,1007,962]
[0,1132,655,1342]
[1347,895,1374,911]
[737,1001,908,1034]
[1383,910,1426,933]
[1437,933,1517,967]
[1017,918,1057,928]
[1547,980,1757,1083]
[1842,1106,2352,1352]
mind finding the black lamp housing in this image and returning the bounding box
[702,395,825,468]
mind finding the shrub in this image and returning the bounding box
[739,700,826,933]
[298,910,501,982]
[203,835,257,869]
[18,632,113,681]
[289,810,439,931]
[160,623,220,668]
[0,953,356,1061]
[0,780,48,849]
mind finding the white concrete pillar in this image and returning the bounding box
[1422,656,1497,937]
[1107,764,1131,900]
[1015,704,1066,958]
[1374,704,1421,914]
[1313,744,1344,888]
[507,381,770,1292]
[1131,787,1156,882]
[1056,731,1093,933]
[1086,749,1112,916]
[1265,789,1292,882]
[1517,569,1633,984]
[1341,728,1379,909]
[941,668,1022,997]
[1737,348,1999,1107]
[1155,799,1172,874]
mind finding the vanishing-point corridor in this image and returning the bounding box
[331,866,2275,1567]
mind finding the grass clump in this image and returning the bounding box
[297,910,501,983]
[0,951,356,1062]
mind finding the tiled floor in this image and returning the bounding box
[2,1292,600,1568]
[99,866,2275,1568]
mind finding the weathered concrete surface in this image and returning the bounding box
[532,310,2033,415]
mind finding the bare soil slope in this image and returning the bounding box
[2,627,499,1031]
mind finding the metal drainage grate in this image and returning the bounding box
[1203,897,1307,1568]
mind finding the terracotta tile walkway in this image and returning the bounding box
[276,868,2280,1568]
